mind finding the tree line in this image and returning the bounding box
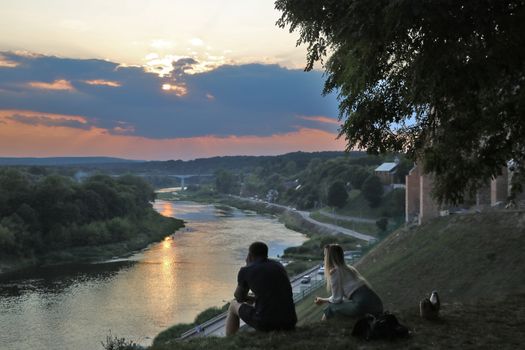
[0,169,181,258]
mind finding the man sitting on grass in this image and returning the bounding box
[225,241,297,335]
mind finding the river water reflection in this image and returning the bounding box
[0,200,306,350]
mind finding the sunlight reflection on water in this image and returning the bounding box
[0,200,306,350]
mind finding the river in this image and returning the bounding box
[0,199,306,350]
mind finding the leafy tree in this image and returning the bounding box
[347,166,370,190]
[215,169,236,194]
[0,168,31,215]
[362,175,384,208]
[395,158,414,184]
[276,0,525,203]
[284,160,297,175]
[385,188,406,217]
[376,217,389,237]
[0,169,180,258]
[327,181,348,209]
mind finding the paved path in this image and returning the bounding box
[229,196,377,243]
[318,210,377,224]
[295,210,377,242]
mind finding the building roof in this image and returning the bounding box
[375,162,398,172]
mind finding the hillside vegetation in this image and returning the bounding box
[147,210,525,350]
[0,169,183,271]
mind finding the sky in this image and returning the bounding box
[0,0,345,160]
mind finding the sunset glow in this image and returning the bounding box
[28,79,75,91]
[0,109,345,160]
[161,83,188,96]
[0,1,343,160]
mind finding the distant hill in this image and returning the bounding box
[27,151,361,174]
[135,151,354,174]
[0,157,141,166]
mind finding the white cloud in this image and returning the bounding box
[190,38,204,47]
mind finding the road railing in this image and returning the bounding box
[293,278,325,303]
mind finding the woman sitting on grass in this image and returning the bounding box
[314,244,383,320]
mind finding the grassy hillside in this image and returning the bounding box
[145,210,525,350]
[294,209,525,323]
[359,210,525,311]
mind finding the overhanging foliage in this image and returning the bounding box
[276,0,525,203]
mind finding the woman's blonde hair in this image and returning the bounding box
[323,244,367,291]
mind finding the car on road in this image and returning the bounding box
[300,275,311,284]
[318,266,325,275]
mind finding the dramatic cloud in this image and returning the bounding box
[0,51,344,159]
[0,110,346,160]
[7,113,91,130]
[0,54,19,68]
[0,51,339,139]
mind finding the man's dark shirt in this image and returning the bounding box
[236,258,297,330]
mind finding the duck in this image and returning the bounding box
[420,290,440,320]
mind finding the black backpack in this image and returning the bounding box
[351,312,410,341]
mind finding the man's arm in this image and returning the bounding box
[234,283,250,302]
[234,268,255,303]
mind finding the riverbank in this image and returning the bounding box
[158,191,368,273]
[145,193,363,343]
[173,191,375,241]
[0,213,184,276]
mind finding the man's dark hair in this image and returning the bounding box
[249,241,268,259]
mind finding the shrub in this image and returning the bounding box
[101,333,141,350]
[376,217,388,233]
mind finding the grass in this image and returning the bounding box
[282,233,359,261]
[153,305,230,346]
[310,211,380,236]
[334,189,405,220]
[142,209,525,350]
[357,210,525,311]
[146,293,525,350]
[284,260,319,276]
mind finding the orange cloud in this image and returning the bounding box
[299,115,340,125]
[0,109,346,160]
[0,54,19,68]
[83,79,121,87]
[27,79,75,91]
